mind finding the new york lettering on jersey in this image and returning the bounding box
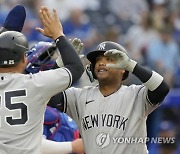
[82,113,128,131]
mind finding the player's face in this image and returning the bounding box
[94,54,124,82]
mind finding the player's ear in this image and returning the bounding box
[121,69,125,74]
[21,53,27,64]
[119,69,125,79]
[122,70,129,80]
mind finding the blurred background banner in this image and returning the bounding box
[0,0,180,153]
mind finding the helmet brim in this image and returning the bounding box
[86,50,106,64]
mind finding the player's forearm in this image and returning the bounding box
[71,138,85,154]
[104,49,169,104]
[55,36,84,83]
[132,63,169,104]
[42,138,72,154]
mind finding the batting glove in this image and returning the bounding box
[71,38,84,57]
[104,49,137,72]
[56,38,84,67]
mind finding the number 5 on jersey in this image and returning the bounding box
[0,90,28,127]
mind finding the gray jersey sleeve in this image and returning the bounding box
[63,87,83,125]
[28,68,72,104]
[133,85,160,117]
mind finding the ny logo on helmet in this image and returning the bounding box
[98,43,106,50]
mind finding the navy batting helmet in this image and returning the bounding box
[25,41,57,74]
[0,31,28,66]
[86,41,129,81]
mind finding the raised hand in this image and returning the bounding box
[71,38,84,58]
[36,6,64,40]
[104,49,137,72]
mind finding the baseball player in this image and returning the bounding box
[24,38,85,154]
[0,6,84,154]
[48,41,169,154]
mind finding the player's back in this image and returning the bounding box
[0,69,71,154]
[0,73,47,154]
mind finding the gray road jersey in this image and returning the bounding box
[64,84,159,154]
[0,68,71,154]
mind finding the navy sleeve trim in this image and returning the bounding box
[62,67,72,88]
[63,91,68,113]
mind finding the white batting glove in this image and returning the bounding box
[71,38,84,56]
[56,38,84,67]
[104,49,137,72]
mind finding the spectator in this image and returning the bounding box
[125,13,159,65]
[147,25,180,87]
[149,121,177,154]
[63,8,98,54]
[107,0,148,33]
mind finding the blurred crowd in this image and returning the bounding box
[0,0,180,154]
[1,0,180,88]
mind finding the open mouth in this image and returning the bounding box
[98,67,108,73]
